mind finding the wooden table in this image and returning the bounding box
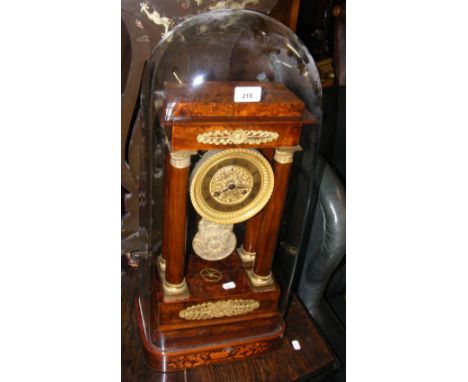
[122,261,338,382]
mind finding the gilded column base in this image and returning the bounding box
[157,256,166,274]
[246,270,276,292]
[163,278,190,301]
[237,246,256,267]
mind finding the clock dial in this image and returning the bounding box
[209,164,253,205]
[190,149,274,224]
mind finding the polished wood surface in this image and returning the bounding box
[242,211,265,255]
[164,161,190,285]
[151,81,319,370]
[140,252,284,371]
[170,122,303,151]
[161,150,171,263]
[139,302,285,372]
[123,260,337,381]
[160,82,316,151]
[254,160,293,277]
[152,313,283,350]
[155,251,280,325]
[164,82,305,119]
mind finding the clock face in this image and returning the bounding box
[190,149,274,224]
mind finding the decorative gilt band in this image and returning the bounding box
[197,129,279,145]
[170,151,197,169]
[179,299,260,320]
[274,146,303,164]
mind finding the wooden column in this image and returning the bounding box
[162,151,195,298]
[159,150,172,272]
[247,147,301,288]
[237,211,264,265]
[238,148,274,265]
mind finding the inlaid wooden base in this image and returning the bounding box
[136,251,285,372]
[125,259,338,381]
[136,298,285,372]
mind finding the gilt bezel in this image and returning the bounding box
[190,149,274,224]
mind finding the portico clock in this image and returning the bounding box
[137,80,318,372]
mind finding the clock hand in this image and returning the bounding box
[214,185,251,196]
[218,184,236,194]
[221,185,252,192]
[213,187,229,197]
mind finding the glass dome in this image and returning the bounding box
[138,9,324,318]
[143,9,322,122]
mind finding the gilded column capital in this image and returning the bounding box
[170,151,197,169]
[274,146,302,164]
